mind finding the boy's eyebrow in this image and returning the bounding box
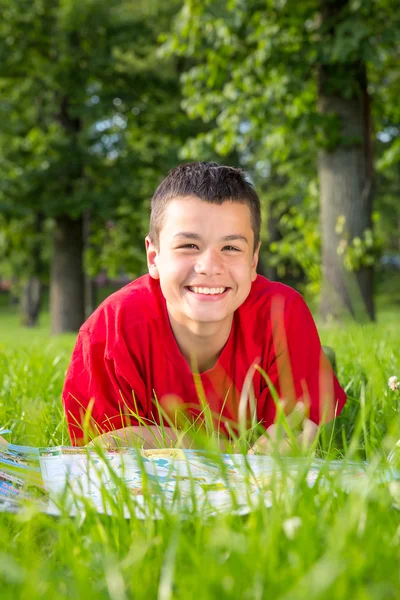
[173,232,249,245]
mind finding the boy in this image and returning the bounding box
[62,162,346,452]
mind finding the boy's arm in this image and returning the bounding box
[88,425,191,450]
[63,330,149,445]
[259,292,346,430]
[252,292,346,456]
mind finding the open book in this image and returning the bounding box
[0,442,397,518]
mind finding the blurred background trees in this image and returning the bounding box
[0,0,399,332]
[0,0,201,332]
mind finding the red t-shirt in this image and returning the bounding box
[62,274,346,445]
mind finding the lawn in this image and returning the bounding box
[0,277,399,599]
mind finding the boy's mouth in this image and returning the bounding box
[185,286,229,296]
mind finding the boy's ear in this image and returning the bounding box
[145,235,160,280]
[251,241,261,282]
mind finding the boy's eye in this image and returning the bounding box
[223,246,240,252]
[178,244,198,249]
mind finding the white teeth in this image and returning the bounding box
[189,286,226,295]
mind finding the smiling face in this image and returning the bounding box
[146,196,260,334]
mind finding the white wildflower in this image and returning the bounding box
[282,516,302,540]
[388,376,400,391]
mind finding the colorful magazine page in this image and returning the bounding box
[0,444,44,487]
[0,444,47,510]
[0,470,27,499]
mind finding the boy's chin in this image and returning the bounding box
[184,308,232,325]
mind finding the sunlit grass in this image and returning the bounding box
[0,280,400,599]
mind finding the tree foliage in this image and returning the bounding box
[0,0,203,328]
[165,0,400,306]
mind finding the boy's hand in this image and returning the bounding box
[86,425,191,450]
[248,401,318,455]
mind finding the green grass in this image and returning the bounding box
[0,279,400,599]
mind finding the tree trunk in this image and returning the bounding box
[318,1,375,321]
[83,210,96,318]
[20,277,42,327]
[50,215,85,333]
[20,212,44,327]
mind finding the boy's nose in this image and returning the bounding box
[194,248,224,276]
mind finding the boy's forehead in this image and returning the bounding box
[161,196,253,230]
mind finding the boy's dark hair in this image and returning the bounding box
[149,162,261,252]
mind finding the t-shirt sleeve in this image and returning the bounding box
[258,292,347,427]
[62,329,148,445]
